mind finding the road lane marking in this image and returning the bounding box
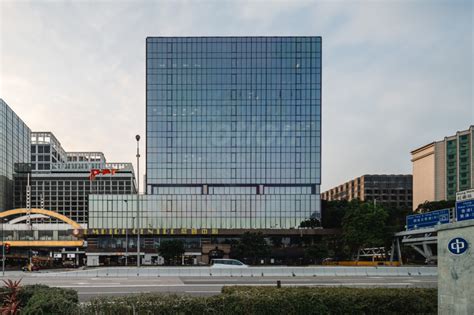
[54,282,415,289]
[78,291,151,295]
[185,291,220,293]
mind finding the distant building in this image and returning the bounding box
[0,99,31,211]
[13,132,136,224]
[321,175,413,209]
[411,125,474,210]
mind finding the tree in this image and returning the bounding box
[299,218,321,228]
[269,236,283,248]
[157,239,185,265]
[321,200,351,228]
[341,200,389,256]
[230,232,270,265]
[415,200,455,213]
[304,242,329,263]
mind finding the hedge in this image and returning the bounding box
[0,284,437,314]
[0,284,78,314]
[79,287,437,315]
[22,287,79,315]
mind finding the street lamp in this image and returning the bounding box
[136,134,141,268]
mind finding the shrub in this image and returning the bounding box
[221,286,437,314]
[80,287,437,315]
[82,294,217,315]
[22,287,79,315]
[0,279,22,314]
[18,284,50,306]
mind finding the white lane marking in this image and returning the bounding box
[54,282,415,288]
[77,282,121,285]
[185,291,220,293]
[78,291,150,295]
[89,278,128,281]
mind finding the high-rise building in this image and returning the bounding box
[411,125,474,210]
[321,175,413,209]
[14,132,136,224]
[145,36,321,229]
[0,99,31,211]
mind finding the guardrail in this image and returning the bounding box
[30,266,437,278]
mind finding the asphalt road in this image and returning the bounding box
[4,275,437,302]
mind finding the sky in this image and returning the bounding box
[0,0,472,192]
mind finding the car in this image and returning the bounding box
[210,259,248,268]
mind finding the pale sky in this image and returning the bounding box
[0,0,472,192]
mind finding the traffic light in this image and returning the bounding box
[4,243,10,254]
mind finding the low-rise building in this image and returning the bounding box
[321,174,413,209]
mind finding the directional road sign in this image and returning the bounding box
[456,199,474,222]
[406,208,451,230]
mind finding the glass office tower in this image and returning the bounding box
[0,99,31,212]
[146,37,321,229]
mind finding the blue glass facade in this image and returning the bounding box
[0,99,31,212]
[146,37,321,229]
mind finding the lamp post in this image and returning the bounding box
[136,134,141,268]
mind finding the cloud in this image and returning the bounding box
[0,0,472,192]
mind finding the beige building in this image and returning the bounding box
[411,125,474,210]
[322,175,413,209]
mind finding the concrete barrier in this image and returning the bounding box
[30,266,437,278]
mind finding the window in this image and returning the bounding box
[107,200,113,212]
[295,200,301,212]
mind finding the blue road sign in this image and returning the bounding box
[456,199,474,222]
[448,237,469,255]
[406,208,451,230]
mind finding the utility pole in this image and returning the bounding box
[136,135,141,268]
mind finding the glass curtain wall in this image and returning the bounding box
[144,37,321,229]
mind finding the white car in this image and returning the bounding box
[210,259,249,268]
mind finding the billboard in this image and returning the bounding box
[406,208,451,230]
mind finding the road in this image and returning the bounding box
[3,275,437,302]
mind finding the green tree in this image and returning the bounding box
[269,236,283,248]
[415,200,455,213]
[342,200,389,257]
[299,218,321,228]
[230,232,270,265]
[304,242,329,263]
[321,200,350,228]
[157,239,185,265]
